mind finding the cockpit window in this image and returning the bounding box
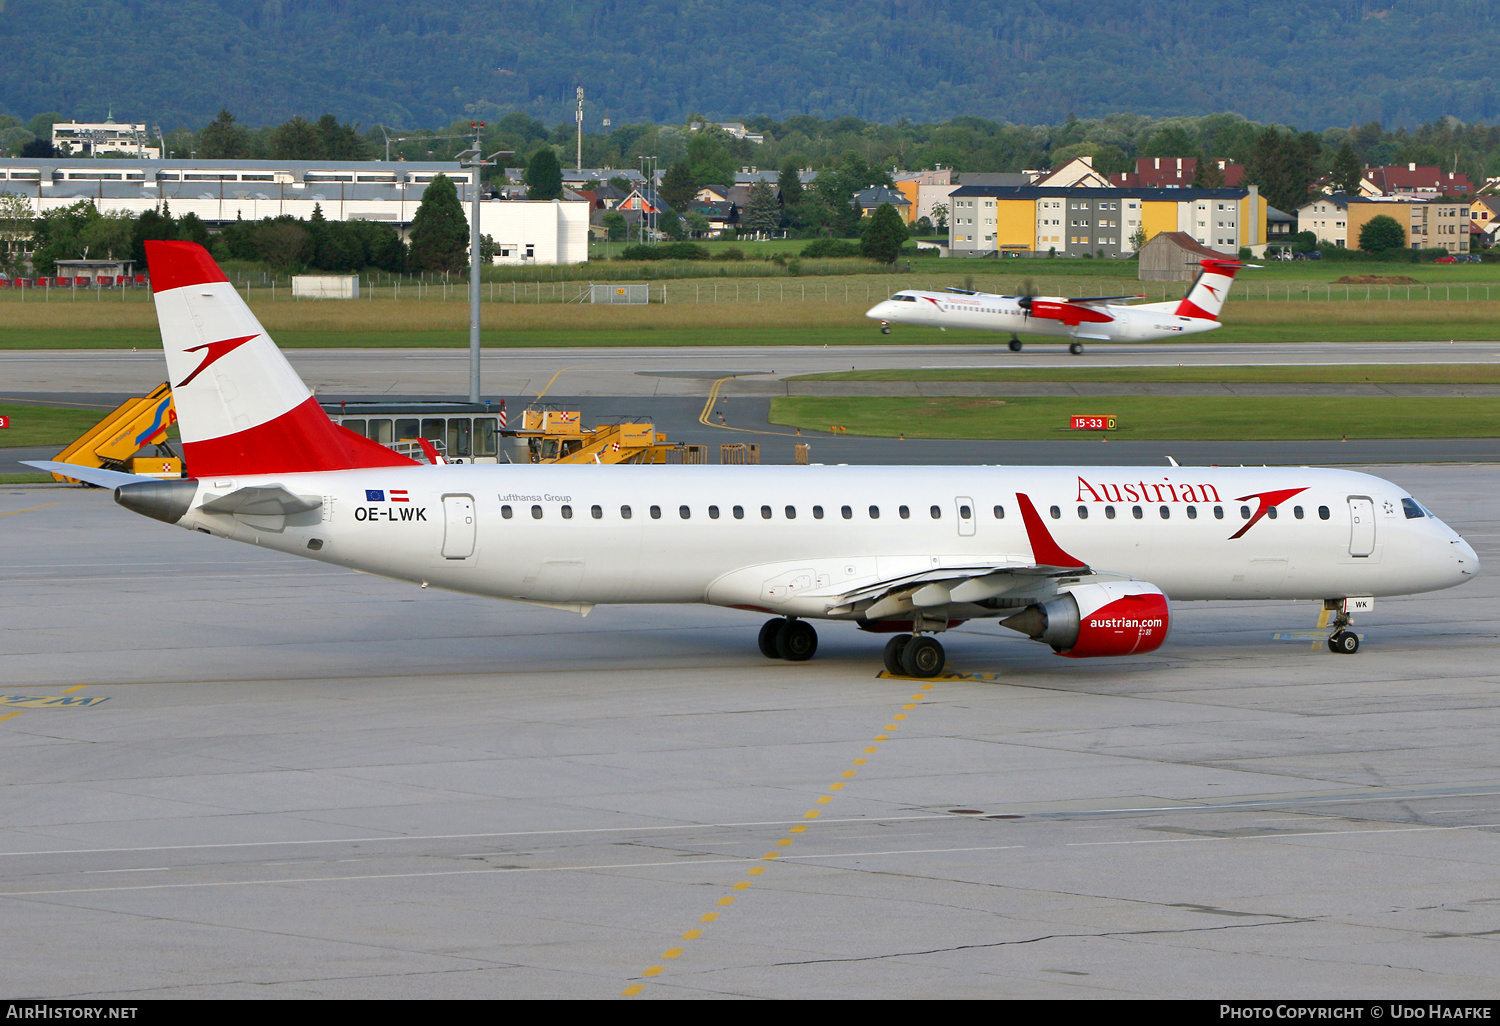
[1402,497,1428,519]
[892,293,917,302]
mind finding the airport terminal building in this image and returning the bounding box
[0,157,588,265]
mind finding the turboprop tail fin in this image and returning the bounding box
[144,241,416,478]
[1173,258,1242,321]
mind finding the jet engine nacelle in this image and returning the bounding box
[1001,581,1170,658]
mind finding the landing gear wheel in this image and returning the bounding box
[901,636,946,678]
[1328,630,1360,655]
[882,634,913,675]
[1069,342,1085,355]
[880,324,891,335]
[776,619,818,661]
[759,618,785,659]
[1008,337,1023,352]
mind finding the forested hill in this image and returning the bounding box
[1,0,1497,131]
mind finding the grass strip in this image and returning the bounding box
[0,404,117,446]
[793,364,1500,384]
[0,473,62,484]
[769,396,1500,441]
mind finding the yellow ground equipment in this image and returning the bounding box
[50,382,182,482]
[514,408,698,464]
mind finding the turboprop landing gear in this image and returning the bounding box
[880,321,891,335]
[759,617,818,661]
[1008,336,1023,352]
[1323,600,1361,654]
[1069,342,1085,355]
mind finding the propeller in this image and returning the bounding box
[1017,277,1038,319]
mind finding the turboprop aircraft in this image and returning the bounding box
[28,242,1479,678]
[864,258,1242,353]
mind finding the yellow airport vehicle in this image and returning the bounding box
[514,407,697,464]
[50,383,182,483]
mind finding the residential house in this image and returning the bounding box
[1297,194,1471,252]
[853,185,911,218]
[1110,157,1246,189]
[1363,164,1473,197]
[1031,155,1112,189]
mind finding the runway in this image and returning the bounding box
[4,340,1500,398]
[3,464,1499,998]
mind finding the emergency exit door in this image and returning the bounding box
[442,494,476,559]
[1347,497,1375,557]
[955,496,976,537]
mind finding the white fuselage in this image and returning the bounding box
[174,464,1476,618]
[866,291,1220,342]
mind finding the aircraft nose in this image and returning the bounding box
[1456,537,1480,578]
[866,301,892,319]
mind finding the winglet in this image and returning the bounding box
[1015,493,1086,569]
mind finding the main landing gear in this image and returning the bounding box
[881,633,946,678]
[1068,342,1085,355]
[759,617,819,661]
[1324,599,1361,654]
[1008,336,1023,352]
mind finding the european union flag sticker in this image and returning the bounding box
[365,489,385,502]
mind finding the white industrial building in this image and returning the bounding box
[51,121,160,159]
[0,157,587,265]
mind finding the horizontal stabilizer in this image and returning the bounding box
[198,485,322,516]
[21,460,154,488]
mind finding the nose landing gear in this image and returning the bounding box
[1323,599,1361,654]
[880,321,891,335]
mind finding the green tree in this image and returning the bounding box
[270,116,322,159]
[602,210,627,242]
[317,114,368,160]
[131,204,178,266]
[408,173,469,273]
[0,192,33,276]
[1331,143,1362,194]
[686,130,735,188]
[859,202,908,263]
[742,181,780,237]
[175,212,210,248]
[1141,125,1196,159]
[1245,128,1318,214]
[523,147,563,200]
[253,220,310,272]
[659,162,698,215]
[199,109,250,159]
[1130,225,1149,250]
[777,161,804,210]
[1359,214,1406,254]
[1191,159,1226,188]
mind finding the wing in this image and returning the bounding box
[1065,293,1147,305]
[943,286,1013,298]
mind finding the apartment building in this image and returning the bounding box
[1298,195,1471,252]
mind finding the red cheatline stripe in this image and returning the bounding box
[144,240,229,292]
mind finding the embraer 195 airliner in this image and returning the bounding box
[29,243,1478,678]
[865,258,1241,353]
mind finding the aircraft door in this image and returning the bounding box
[1348,496,1375,557]
[442,494,476,559]
[955,497,976,537]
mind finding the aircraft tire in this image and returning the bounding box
[1069,342,1084,355]
[1328,631,1360,655]
[1008,338,1023,352]
[759,618,786,659]
[880,325,891,335]
[776,619,819,661]
[882,634,912,674]
[901,636,945,678]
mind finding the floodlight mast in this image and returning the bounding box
[460,125,491,405]
[576,86,584,172]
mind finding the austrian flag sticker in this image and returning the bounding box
[364,489,410,502]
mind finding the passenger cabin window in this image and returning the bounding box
[709,505,720,519]
[1294,506,1304,519]
[813,506,824,519]
[959,504,972,519]
[1319,505,1330,520]
[1159,506,1170,519]
[761,505,772,519]
[591,505,602,519]
[1105,506,1116,519]
[621,505,632,519]
[1214,506,1224,519]
[1240,505,1252,519]
[785,505,796,519]
[1267,507,1278,519]
[931,505,942,519]
[899,505,910,519]
[1132,506,1143,519]
[531,505,543,519]
[869,505,880,519]
[650,505,661,519]
[1050,505,1061,519]
[561,505,573,519]
[1186,506,1197,520]
[992,505,1004,519]
[1077,505,1088,519]
[501,504,512,519]
[679,505,690,519]
[733,505,744,519]
[842,506,853,519]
